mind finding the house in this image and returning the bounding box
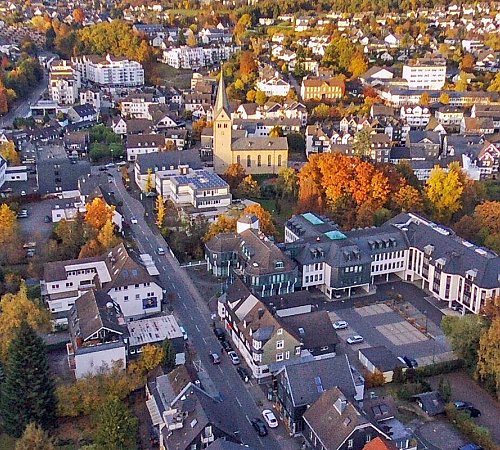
[435,106,464,128]
[205,215,298,296]
[119,93,165,119]
[402,58,446,90]
[126,134,165,161]
[146,380,240,450]
[63,131,89,156]
[164,128,188,150]
[67,104,98,124]
[460,117,495,135]
[400,106,431,128]
[360,67,394,85]
[42,243,162,322]
[110,116,127,135]
[67,290,127,379]
[471,104,500,131]
[275,356,362,435]
[406,131,442,159]
[256,75,291,97]
[302,387,389,450]
[301,77,345,101]
[362,438,398,450]
[306,125,331,156]
[412,392,445,416]
[358,346,406,383]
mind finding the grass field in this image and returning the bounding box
[149,62,193,90]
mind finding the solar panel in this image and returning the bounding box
[315,376,324,393]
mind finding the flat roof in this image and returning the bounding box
[302,212,324,225]
[127,315,183,347]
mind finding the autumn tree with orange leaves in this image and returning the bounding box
[242,204,276,236]
[85,197,115,231]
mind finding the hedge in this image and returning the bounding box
[415,359,464,378]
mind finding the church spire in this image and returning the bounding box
[215,73,230,118]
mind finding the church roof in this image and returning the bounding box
[215,75,231,118]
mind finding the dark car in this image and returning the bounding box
[221,340,233,352]
[466,407,481,418]
[458,444,483,450]
[454,400,473,410]
[403,356,418,368]
[251,418,268,436]
[237,366,251,383]
[213,327,226,341]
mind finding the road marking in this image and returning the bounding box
[245,415,252,425]
[218,366,223,374]
[202,337,208,344]
[235,396,242,407]
[195,324,200,332]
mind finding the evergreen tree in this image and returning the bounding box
[94,398,138,450]
[162,338,177,372]
[1,322,57,437]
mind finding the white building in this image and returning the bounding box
[120,94,165,119]
[71,54,144,87]
[0,155,7,189]
[402,58,446,90]
[49,60,81,105]
[400,105,431,127]
[126,134,165,161]
[162,46,205,69]
[256,75,291,97]
[42,243,162,323]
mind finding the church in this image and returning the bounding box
[212,76,289,175]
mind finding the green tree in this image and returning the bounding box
[93,398,138,450]
[237,175,261,198]
[312,103,330,119]
[276,167,298,199]
[1,322,57,437]
[441,315,485,371]
[162,338,177,372]
[438,377,452,402]
[287,132,306,154]
[352,128,372,158]
[15,423,55,450]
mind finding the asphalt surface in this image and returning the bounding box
[110,170,287,449]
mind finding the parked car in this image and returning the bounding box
[221,340,233,352]
[454,401,473,410]
[130,217,138,224]
[209,353,221,364]
[466,407,481,418]
[458,444,483,450]
[403,356,418,368]
[250,418,268,436]
[346,335,364,344]
[454,401,481,417]
[333,320,348,330]
[262,409,278,428]
[157,247,165,255]
[227,351,240,365]
[213,327,226,341]
[237,366,251,383]
[179,326,188,341]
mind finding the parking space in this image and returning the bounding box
[376,322,427,345]
[18,199,56,245]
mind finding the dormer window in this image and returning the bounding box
[275,261,284,269]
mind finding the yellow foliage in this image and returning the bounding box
[128,344,165,376]
[0,141,20,165]
[0,203,17,245]
[242,203,276,236]
[85,197,114,230]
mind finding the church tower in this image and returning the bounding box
[213,75,232,174]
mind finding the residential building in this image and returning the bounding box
[300,77,345,101]
[358,346,406,383]
[79,88,102,111]
[42,243,162,322]
[412,392,445,416]
[49,59,81,105]
[402,58,446,90]
[303,387,389,450]
[435,106,463,128]
[213,77,289,175]
[67,104,98,124]
[71,54,144,87]
[306,125,331,156]
[119,93,166,119]
[471,104,500,132]
[205,215,298,296]
[67,290,127,378]
[256,75,291,97]
[406,131,442,159]
[400,105,431,128]
[275,356,361,435]
[126,134,165,161]
[460,117,495,135]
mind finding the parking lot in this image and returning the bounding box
[330,302,453,367]
[18,199,57,248]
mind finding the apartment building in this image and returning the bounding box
[49,59,81,105]
[126,134,165,161]
[42,243,162,322]
[162,45,239,70]
[402,58,446,90]
[400,105,431,128]
[300,77,345,101]
[119,94,166,119]
[71,54,144,87]
[256,75,291,97]
[435,106,464,128]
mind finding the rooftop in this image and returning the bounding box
[127,315,183,347]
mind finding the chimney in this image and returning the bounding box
[258,308,264,319]
[334,396,348,415]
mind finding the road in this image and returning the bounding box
[1,72,47,128]
[110,170,289,449]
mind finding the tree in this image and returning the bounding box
[425,166,464,223]
[348,52,368,78]
[93,398,138,450]
[85,197,114,230]
[186,34,197,47]
[453,215,481,242]
[0,283,51,360]
[97,219,119,250]
[488,72,500,93]
[420,92,430,105]
[145,168,154,193]
[439,92,450,105]
[15,423,55,450]
[156,195,166,227]
[234,14,252,44]
[203,215,237,242]
[191,118,208,141]
[393,185,423,212]
[441,315,485,371]
[237,175,261,198]
[322,37,358,73]
[0,204,17,246]
[477,315,500,398]
[128,344,164,376]
[78,239,104,258]
[0,88,9,114]
[438,377,452,402]
[461,53,475,72]
[269,126,284,137]
[312,103,330,119]
[352,129,372,158]
[0,141,20,164]
[162,339,176,372]
[1,322,57,437]
[239,51,257,78]
[392,366,405,384]
[73,8,85,24]
[255,90,267,106]
[223,163,246,190]
[474,201,500,235]
[246,89,256,102]
[287,133,306,154]
[242,204,276,236]
[276,167,298,199]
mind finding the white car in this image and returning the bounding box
[130,217,138,224]
[333,320,348,330]
[346,335,364,345]
[227,351,240,365]
[262,409,278,428]
[179,326,188,341]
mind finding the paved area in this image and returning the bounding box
[357,304,393,316]
[414,419,468,450]
[18,199,54,247]
[376,321,427,345]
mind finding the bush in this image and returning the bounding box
[445,404,497,450]
[395,382,431,401]
[415,359,464,378]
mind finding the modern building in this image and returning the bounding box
[402,58,446,90]
[212,76,289,175]
[126,134,165,161]
[71,54,144,87]
[256,75,291,97]
[42,243,162,323]
[49,59,81,105]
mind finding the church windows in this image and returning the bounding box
[236,155,240,165]
[268,155,272,166]
[247,155,251,167]
[278,155,282,167]
[258,155,261,167]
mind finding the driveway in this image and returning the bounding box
[18,199,55,246]
[428,371,500,443]
[414,419,468,450]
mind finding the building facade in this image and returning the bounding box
[402,58,446,90]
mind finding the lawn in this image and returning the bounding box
[148,62,193,90]
[250,197,295,241]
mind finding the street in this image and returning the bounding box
[110,170,291,449]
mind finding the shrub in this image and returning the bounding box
[395,382,431,401]
[415,359,464,378]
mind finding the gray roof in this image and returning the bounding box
[359,346,405,372]
[278,355,356,408]
[231,137,288,151]
[37,157,91,195]
[412,391,445,416]
[386,213,500,289]
[135,149,202,174]
[408,130,441,145]
[214,75,230,117]
[206,439,257,450]
[172,169,227,190]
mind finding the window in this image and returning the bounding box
[276,340,284,349]
[124,296,129,301]
[277,328,283,335]
[247,155,251,167]
[295,346,301,355]
[268,155,271,166]
[285,351,290,359]
[236,155,240,165]
[276,353,284,362]
[258,155,261,167]
[348,440,354,449]
[278,155,282,167]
